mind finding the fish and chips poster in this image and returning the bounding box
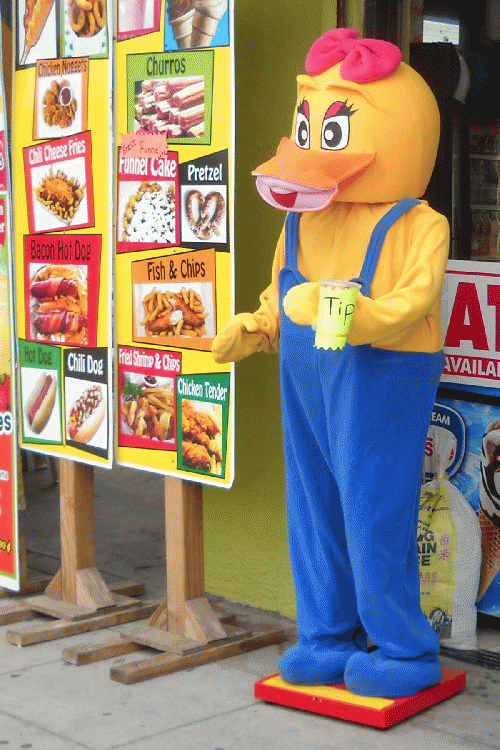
[0,15,20,591]
[115,0,235,486]
[12,1,113,466]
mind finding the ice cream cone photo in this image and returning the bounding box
[478,420,500,600]
[477,507,500,601]
[167,0,194,48]
[191,0,227,47]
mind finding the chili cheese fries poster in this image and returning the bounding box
[114,0,234,486]
[13,5,113,468]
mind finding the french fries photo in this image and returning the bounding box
[121,375,175,442]
[35,170,85,223]
[139,286,209,339]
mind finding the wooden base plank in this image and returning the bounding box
[254,668,467,729]
[109,581,145,598]
[62,635,144,665]
[110,624,287,684]
[121,625,201,654]
[0,576,52,599]
[6,600,159,646]
[19,592,139,621]
[0,601,36,626]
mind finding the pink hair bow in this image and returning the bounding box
[305,28,402,83]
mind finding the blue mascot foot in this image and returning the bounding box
[344,650,441,697]
[279,642,359,686]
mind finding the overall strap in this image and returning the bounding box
[284,212,301,269]
[352,199,421,298]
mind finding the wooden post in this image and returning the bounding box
[164,477,204,635]
[60,459,96,602]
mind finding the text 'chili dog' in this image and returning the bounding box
[68,385,105,444]
[25,371,57,433]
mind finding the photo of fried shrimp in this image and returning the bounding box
[35,170,85,223]
[42,80,77,129]
[30,264,88,345]
[182,400,222,475]
[121,374,175,442]
[139,286,209,339]
[68,0,106,37]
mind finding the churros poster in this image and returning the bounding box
[0,18,20,590]
[114,0,234,485]
[13,2,113,466]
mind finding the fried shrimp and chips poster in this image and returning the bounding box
[12,0,235,484]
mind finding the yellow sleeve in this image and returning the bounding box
[347,210,450,347]
[251,225,286,353]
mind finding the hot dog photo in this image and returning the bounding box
[65,377,107,449]
[28,264,88,345]
[21,367,62,442]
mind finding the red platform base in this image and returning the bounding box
[254,667,466,728]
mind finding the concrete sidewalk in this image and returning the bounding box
[0,462,499,749]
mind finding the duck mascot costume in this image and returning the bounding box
[212,28,450,698]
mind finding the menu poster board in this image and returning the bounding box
[114,0,234,486]
[0,17,20,590]
[13,2,113,467]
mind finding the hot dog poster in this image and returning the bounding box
[0,21,20,590]
[13,1,113,466]
[114,1,234,485]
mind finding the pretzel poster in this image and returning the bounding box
[114,0,234,486]
[0,19,20,590]
[13,2,113,466]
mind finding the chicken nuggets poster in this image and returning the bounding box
[13,0,113,468]
[114,0,234,486]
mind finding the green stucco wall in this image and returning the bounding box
[203,2,337,618]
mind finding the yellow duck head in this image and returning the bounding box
[253,28,440,209]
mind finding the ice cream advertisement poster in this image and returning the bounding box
[441,260,500,390]
[433,393,500,617]
[13,1,114,467]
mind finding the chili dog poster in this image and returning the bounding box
[114,0,234,486]
[0,18,20,591]
[13,2,113,467]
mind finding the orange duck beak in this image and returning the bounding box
[252,138,375,211]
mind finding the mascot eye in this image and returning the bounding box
[321,115,350,150]
[295,101,310,149]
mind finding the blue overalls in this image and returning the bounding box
[278,200,444,696]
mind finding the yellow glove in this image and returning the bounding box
[212,313,270,363]
[283,282,320,326]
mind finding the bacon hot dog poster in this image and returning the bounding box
[0,17,20,590]
[13,2,113,466]
[114,0,234,486]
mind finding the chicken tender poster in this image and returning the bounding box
[114,1,234,486]
[13,5,113,467]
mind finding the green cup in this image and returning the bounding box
[314,279,361,351]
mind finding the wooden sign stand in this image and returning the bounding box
[0,460,155,642]
[62,477,287,683]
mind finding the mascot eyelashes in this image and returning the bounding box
[213,28,450,698]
